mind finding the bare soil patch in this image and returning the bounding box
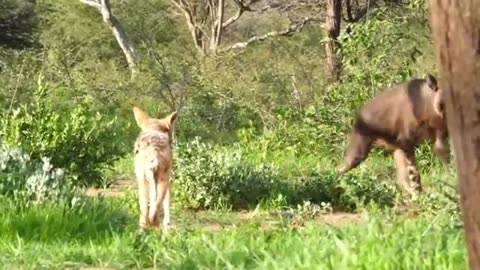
[83,179,364,232]
[84,179,134,197]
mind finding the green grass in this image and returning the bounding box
[0,137,463,269]
[0,193,466,270]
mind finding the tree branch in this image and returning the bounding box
[80,0,139,77]
[171,0,209,53]
[223,17,313,50]
[80,0,101,9]
[222,0,271,30]
[222,0,245,29]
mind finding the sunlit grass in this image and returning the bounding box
[0,193,466,269]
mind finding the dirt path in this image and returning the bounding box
[84,179,135,197]
[83,179,364,230]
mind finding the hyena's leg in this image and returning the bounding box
[405,148,423,196]
[433,129,450,173]
[393,149,415,197]
[146,169,159,227]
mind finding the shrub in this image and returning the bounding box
[0,76,127,187]
[173,137,397,211]
[0,142,77,205]
[173,137,279,210]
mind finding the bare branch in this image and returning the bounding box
[222,0,275,30]
[79,0,101,9]
[222,0,245,29]
[172,0,316,54]
[224,17,313,50]
[80,0,139,77]
[171,0,210,53]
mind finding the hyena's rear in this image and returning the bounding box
[132,107,178,230]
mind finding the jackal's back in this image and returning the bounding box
[134,130,173,171]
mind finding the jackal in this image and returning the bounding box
[132,106,178,230]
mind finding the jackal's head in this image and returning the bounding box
[133,107,178,134]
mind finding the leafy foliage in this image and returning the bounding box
[0,0,466,268]
[0,141,75,205]
[173,137,397,211]
[0,76,127,187]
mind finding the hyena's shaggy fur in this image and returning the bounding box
[132,107,177,230]
[338,75,449,198]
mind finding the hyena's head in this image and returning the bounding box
[133,107,178,134]
[425,74,445,118]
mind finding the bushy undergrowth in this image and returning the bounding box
[0,0,466,268]
[0,141,77,205]
[173,137,399,211]
[0,76,128,187]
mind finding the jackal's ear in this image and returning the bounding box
[133,107,151,129]
[160,111,178,131]
[167,111,178,125]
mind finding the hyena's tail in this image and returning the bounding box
[337,117,376,175]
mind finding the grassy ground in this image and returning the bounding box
[0,152,466,269]
[0,189,466,270]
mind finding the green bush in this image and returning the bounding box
[0,76,127,187]
[173,137,279,210]
[173,137,397,211]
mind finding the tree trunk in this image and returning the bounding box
[429,0,480,269]
[80,0,139,78]
[210,0,224,52]
[325,0,342,82]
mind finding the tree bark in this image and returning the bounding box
[325,0,342,82]
[428,0,480,269]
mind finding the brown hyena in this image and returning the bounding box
[337,74,449,198]
[132,107,178,231]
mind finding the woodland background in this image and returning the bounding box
[0,0,464,268]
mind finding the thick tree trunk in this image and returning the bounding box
[325,0,342,82]
[428,0,480,268]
